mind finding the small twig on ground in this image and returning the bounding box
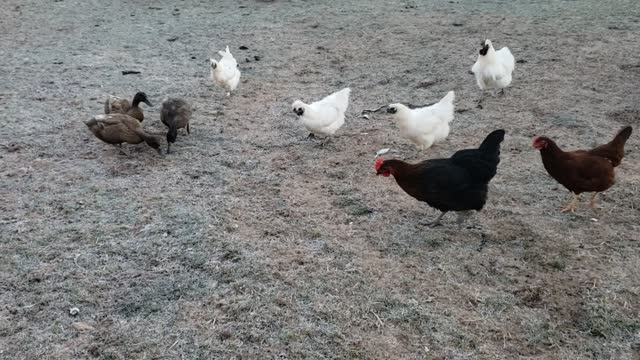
[167,340,180,351]
[74,253,87,270]
[361,105,387,115]
[371,311,384,328]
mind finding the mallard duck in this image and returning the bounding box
[104,92,153,122]
[160,98,192,154]
[84,114,162,155]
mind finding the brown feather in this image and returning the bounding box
[587,126,632,167]
[85,114,161,154]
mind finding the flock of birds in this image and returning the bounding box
[83,40,634,227]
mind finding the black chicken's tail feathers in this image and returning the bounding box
[450,129,505,184]
[478,129,506,153]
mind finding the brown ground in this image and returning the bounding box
[1,0,639,359]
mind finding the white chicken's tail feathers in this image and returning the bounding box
[439,91,455,105]
[497,47,515,71]
[217,46,231,57]
[333,87,351,113]
[335,87,351,100]
[432,90,455,124]
[319,87,350,114]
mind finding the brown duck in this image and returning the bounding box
[160,98,192,154]
[84,114,162,155]
[104,92,153,122]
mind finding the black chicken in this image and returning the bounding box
[376,129,505,227]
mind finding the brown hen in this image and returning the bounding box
[533,126,632,213]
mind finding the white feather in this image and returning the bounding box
[471,39,515,90]
[375,148,390,158]
[210,46,241,95]
[389,91,455,150]
[292,88,351,137]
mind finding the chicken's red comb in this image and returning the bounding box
[375,158,384,171]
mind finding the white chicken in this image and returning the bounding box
[387,91,455,151]
[292,88,351,140]
[210,46,241,96]
[471,39,515,97]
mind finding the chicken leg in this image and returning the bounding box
[320,137,332,147]
[561,193,579,213]
[590,193,600,211]
[476,92,485,109]
[414,148,422,160]
[421,211,447,228]
[456,211,473,225]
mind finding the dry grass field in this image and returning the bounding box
[1,0,639,358]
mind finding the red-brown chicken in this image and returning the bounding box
[533,126,632,213]
[376,129,505,227]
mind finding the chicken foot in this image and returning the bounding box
[561,193,579,213]
[456,211,473,225]
[421,211,447,228]
[320,137,332,147]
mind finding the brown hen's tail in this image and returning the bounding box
[589,126,632,167]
